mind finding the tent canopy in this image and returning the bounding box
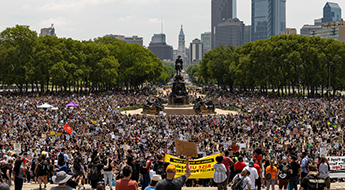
[37,103,53,108]
[65,101,79,107]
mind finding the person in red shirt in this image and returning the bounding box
[222,151,233,184]
[234,157,246,174]
[116,165,139,190]
[253,158,264,190]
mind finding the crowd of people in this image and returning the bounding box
[0,84,342,190]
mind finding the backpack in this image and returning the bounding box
[38,160,49,174]
[58,153,65,166]
[232,174,245,190]
[307,175,326,190]
[90,164,101,181]
[156,162,166,177]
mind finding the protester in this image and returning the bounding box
[222,151,232,184]
[213,156,227,190]
[232,169,252,190]
[57,148,69,173]
[51,171,74,190]
[155,157,191,190]
[277,157,291,190]
[318,157,330,190]
[253,158,263,190]
[0,174,10,190]
[1,159,13,187]
[103,152,114,189]
[35,153,49,190]
[300,152,309,181]
[265,160,277,190]
[88,156,104,190]
[153,154,168,179]
[288,156,300,190]
[235,157,246,175]
[144,175,162,190]
[141,155,152,190]
[300,164,326,190]
[115,165,139,190]
[243,161,259,190]
[13,159,25,190]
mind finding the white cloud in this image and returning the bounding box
[39,17,73,29]
[38,0,116,11]
[147,18,161,24]
[20,5,31,10]
[118,15,136,22]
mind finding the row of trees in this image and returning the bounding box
[0,25,172,93]
[198,35,345,96]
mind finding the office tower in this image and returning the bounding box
[211,0,237,49]
[148,34,173,61]
[201,32,211,52]
[189,39,204,65]
[322,2,342,23]
[105,34,143,46]
[214,18,245,48]
[300,25,322,36]
[244,25,251,44]
[39,24,56,37]
[310,20,345,42]
[251,0,286,42]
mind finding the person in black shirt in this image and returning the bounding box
[288,156,300,190]
[155,157,191,190]
[153,154,169,179]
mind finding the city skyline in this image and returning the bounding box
[0,0,344,49]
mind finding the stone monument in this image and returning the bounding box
[168,56,189,105]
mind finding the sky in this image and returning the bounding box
[0,0,344,49]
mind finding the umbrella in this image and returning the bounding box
[37,103,53,109]
[65,101,79,107]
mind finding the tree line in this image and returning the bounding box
[197,35,345,96]
[0,25,174,93]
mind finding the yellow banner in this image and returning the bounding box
[50,131,56,135]
[164,153,221,179]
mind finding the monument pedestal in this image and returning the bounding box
[169,74,189,106]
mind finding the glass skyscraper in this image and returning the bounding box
[211,0,237,49]
[322,2,342,23]
[251,0,286,42]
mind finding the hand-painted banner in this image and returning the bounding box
[164,153,221,179]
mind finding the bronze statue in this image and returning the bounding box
[175,56,183,75]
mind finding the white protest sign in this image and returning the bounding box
[14,143,21,154]
[239,143,246,149]
[320,142,328,157]
[327,156,345,172]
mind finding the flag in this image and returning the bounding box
[63,124,73,134]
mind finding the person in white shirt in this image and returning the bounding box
[243,161,259,190]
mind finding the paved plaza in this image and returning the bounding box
[11,182,345,190]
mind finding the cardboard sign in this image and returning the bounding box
[175,139,198,158]
[14,143,21,154]
[41,134,47,138]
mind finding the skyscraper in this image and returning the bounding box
[251,0,286,42]
[322,2,342,23]
[39,24,56,37]
[211,0,237,49]
[201,32,211,52]
[189,39,204,65]
[148,34,173,61]
[214,18,245,48]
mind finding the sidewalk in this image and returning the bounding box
[16,182,345,190]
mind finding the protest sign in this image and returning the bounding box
[327,156,345,172]
[50,131,56,135]
[41,134,46,138]
[175,139,198,158]
[63,124,73,134]
[239,143,246,149]
[320,142,328,157]
[14,143,21,155]
[165,153,221,179]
